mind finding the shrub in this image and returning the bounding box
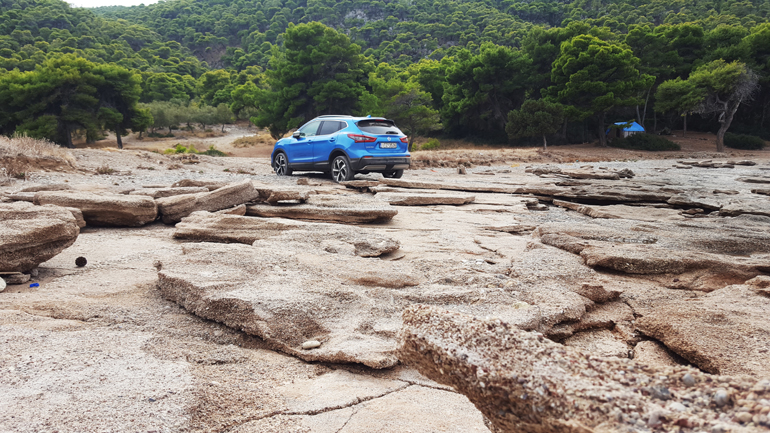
[724,133,765,150]
[609,133,681,151]
[201,146,227,157]
[419,138,441,150]
[148,132,174,138]
[96,165,115,175]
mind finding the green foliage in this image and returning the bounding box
[163,143,227,155]
[251,22,371,139]
[608,133,681,151]
[506,99,565,150]
[724,133,765,149]
[419,138,441,151]
[201,145,227,156]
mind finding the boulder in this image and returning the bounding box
[157,180,258,224]
[173,212,400,257]
[635,283,770,377]
[0,202,80,272]
[375,193,475,206]
[33,191,157,227]
[399,305,770,433]
[129,187,209,199]
[246,195,397,224]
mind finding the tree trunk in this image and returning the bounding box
[116,124,123,149]
[653,112,657,134]
[716,102,741,152]
[221,123,226,133]
[597,112,607,147]
[542,134,547,151]
[64,123,74,149]
[561,118,568,141]
[683,114,687,138]
[408,136,414,152]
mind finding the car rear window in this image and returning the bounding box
[357,119,402,135]
[318,121,346,135]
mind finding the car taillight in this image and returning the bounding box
[400,136,408,143]
[347,134,376,143]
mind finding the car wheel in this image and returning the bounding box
[331,155,352,182]
[273,152,292,176]
[382,169,403,179]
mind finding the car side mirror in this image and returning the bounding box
[292,131,301,139]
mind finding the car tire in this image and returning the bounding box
[331,155,353,183]
[382,169,403,179]
[273,152,292,176]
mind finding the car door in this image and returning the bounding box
[313,121,346,169]
[286,120,321,168]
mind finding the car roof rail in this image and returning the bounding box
[316,115,354,118]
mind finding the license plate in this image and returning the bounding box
[380,142,397,148]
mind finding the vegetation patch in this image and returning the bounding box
[724,133,765,150]
[609,134,681,151]
[164,144,227,156]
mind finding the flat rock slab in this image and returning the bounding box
[171,178,228,190]
[375,192,475,206]
[33,191,157,227]
[129,186,209,198]
[738,177,770,184]
[254,186,310,203]
[537,218,770,291]
[399,305,770,433]
[553,200,685,222]
[156,180,258,224]
[719,199,770,218]
[752,188,770,196]
[0,202,80,272]
[174,212,400,257]
[635,282,770,377]
[380,178,517,194]
[518,183,681,204]
[246,195,397,224]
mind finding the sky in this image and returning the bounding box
[68,0,159,8]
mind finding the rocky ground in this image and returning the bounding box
[1,133,769,432]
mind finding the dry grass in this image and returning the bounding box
[0,135,77,176]
[232,130,275,148]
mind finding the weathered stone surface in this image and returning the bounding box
[537,219,770,291]
[719,199,770,218]
[340,180,381,189]
[0,277,5,292]
[174,212,400,257]
[171,178,228,190]
[482,224,537,234]
[635,283,770,377]
[518,183,680,204]
[380,178,517,194]
[41,205,85,228]
[246,195,398,223]
[399,305,770,433]
[574,283,620,303]
[737,177,770,184]
[129,186,209,198]
[33,191,157,227]
[633,340,682,368]
[255,186,310,203]
[157,180,258,224]
[215,204,246,215]
[667,193,723,211]
[752,188,770,196]
[0,272,30,285]
[375,192,475,206]
[17,183,73,193]
[560,168,620,180]
[7,192,36,202]
[0,202,79,272]
[552,200,685,222]
[563,329,630,358]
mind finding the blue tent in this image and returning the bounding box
[607,121,645,137]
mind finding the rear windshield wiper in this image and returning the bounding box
[385,131,399,134]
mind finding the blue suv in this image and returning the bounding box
[271,115,411,182]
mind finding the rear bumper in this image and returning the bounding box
[351,156,410,172]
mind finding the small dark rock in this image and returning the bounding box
[75,256,87,267]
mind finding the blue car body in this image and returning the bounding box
[270,115,411,181]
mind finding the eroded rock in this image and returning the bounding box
[129,186,209,198]
[0,202,79,272]
[375,192,475,206]
[246,195,397,223]
[634,283,770,377]
[399,305,770,433]
[157,180,258,224]
[33,191,157,227]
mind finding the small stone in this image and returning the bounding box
[148,398,156,402]
[296,178,309,185]
[714,389,729,407]
[30,268,39,277]
[458,165,467,175]
[736,412,753,423]
[650,385,671,400]
[75,256,87,267]
[683,373,695,387]
[513,301,530,310]
[668,402,686,412]
[0,278,5,292]
[302,340,321,350]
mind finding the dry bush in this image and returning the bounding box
[232,130,275,147]
[95,165,115,175]
[0,135,76,175]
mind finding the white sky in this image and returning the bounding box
[68,0,159,8]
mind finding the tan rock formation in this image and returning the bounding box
[33,191,157,227]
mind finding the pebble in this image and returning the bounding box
[302,340,321,350]
[736,412,753,423]
[714,389,729,407]
[683,373,695,387]
[668,402,687,412]
[0,278,5,292]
